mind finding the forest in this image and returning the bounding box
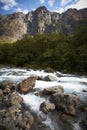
[0,28,87,74]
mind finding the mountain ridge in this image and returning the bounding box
[0,6,87,41]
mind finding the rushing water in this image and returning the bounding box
[0,67,87,130]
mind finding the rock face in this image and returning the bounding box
[0,6,87,40]
[51,93,80,116]
[18,76,36,93]
[43,85,64,95]
[40,101,55,114]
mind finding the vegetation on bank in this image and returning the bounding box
[0,28,87,73]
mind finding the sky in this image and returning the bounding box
[0,0,87,15]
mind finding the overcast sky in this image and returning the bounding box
[0,0,87,14]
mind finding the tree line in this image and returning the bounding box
[0,28,87,74]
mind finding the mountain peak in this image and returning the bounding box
[0,7,87,40]
[35,6,48,12]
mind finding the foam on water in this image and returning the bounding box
[21,93,46,112]
[0,67,87,130]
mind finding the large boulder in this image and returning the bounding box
[18,76,36,93]
[7,92,23,105]
[51,93,80,116]
[8,103,22,120]
[15,111,34,129]
[0,109,34,130]
[43,85,64,95]
[1,80,17,94]
[40,101,55,114]
[43,75,57,81]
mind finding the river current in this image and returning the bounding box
[0,67,87,130]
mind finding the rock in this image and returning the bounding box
[83,107,87,112]
[61,114,77,125]
[1,80,15,89]
[1,80,17,93]
[51,93,80,116]
[80,112,87,129]
[7,92,23,105]
[81,105,87,112]
[43,75,57,81]
[0,89,3,101]
[44,67,54,73]
[43,85,64,95]
[8,103,21,120]
[3,87,11,94]
[82,89,87,92]
[24,111,34,125]
[34,91,41,96]
[18,76,36,93]
[16,111,34,129]
[40,101,55,114]
[56,71,63,77]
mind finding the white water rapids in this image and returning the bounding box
[0,67,87,130]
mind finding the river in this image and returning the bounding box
[0,67,87,130]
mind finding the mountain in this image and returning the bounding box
[0,6,87,40]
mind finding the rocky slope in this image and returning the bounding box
[0,6,87,40]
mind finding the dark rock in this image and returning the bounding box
[43,85,64,95]
[82,90,87,92]
[44,67,54,73]
[80,112,87,130]
[40,101,55,114]
[0,89,3,101]
[61,114,77,125]
[18,76,36,94]
[51,93,80,116]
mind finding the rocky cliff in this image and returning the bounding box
[0,6,87,40]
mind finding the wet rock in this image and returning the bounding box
[0,103,34,130]
[18,76,36,94]
[51,93,80,116]
[8,103,21,120]
[40,101,55,114]
[15,111,34,129]
[56,71,63,77]
[80,105,87,112]
[1,80,17,93]
[80,112,87,129]
[82,89,87,92]
[43,85,64,95]
[61,114,77,125]
[7,92,23,105]
[43,75,57,81]
[24,111,34,125]
[0,89,3,101]
[34,91,41,96]
[3,87,11,94]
